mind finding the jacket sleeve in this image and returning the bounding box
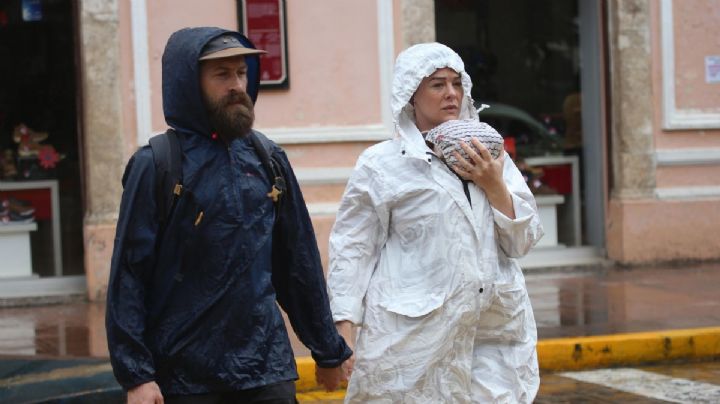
[327,157,389,325]
[270,149,353,369]
[105,148,159,389]
[491,152,544,258]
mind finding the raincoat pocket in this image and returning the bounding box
[479,282,528,342]
[380,289,446,317]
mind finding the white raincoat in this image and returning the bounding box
[328,43,543,403]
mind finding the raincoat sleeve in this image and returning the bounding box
[491,152,544,258]
[327,158,389,325]
[270,150,353,369]
[105,148,159,390]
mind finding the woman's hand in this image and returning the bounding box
[316,321,356,391]
[451,138,515,219]
[336,321,356,380]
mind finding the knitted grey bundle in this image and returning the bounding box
[425,119,504,165]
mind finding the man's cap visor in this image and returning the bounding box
[199,47,266,61]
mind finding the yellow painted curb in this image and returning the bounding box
[295,357,350,393]
[294,327,720,392]
[295,357,318,392]
[537,326,720,371]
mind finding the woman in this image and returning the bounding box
[327,43,544,403]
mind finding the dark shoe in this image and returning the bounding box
[2,211,35,223]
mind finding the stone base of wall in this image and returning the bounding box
[83,222,116,302]
[607,198,720,264]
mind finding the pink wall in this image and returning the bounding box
[254,0,382,128]
[651,1,720,149]
[607,199,720,263]
[392,0,403,57]
[656,165,720,188]
[284,142,372,168]
[133,0,382,135]
[672,0,720,111]
[609,2,720,264]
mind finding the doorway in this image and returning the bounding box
[435,0,607,255]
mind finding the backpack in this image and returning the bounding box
[148,128,287,231]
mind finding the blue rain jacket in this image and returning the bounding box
[106,27,351,395]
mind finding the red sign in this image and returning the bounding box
[238,0,288,88]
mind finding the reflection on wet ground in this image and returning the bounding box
[527,262,720,339]
[0,302,106,357]
[0,263,718,358]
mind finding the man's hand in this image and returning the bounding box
[316,365,344,392]
[127,381,164,404]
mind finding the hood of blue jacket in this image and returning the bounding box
[162,27,261,138]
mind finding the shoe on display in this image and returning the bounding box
[0,210,35,224]
[1,198,35,216]
[10,211,35,223]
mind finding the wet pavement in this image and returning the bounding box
[0,262,719,402]
[1,262,718,358]
[298,362,720,403]
[535,361,720,403]
[527,262,720,339]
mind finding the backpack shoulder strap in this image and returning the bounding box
[248,130,286,207]
[149,129,183,227]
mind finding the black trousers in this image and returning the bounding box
[164,381,297,404]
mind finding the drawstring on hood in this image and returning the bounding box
[391,43,479,159]
[162,27,262,139]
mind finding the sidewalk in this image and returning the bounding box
[0,262,719,401]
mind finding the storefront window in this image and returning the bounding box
[0,0,83,278]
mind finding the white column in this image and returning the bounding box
[131,0,152,146]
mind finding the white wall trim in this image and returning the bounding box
[0,276,86,299]
[656,186,720,200]
[656,148,720,166]
[307,202,340,217]
[377,0,395,133]
[131,0,153,146]
[661,0,720,130]
[295,168,354,185]
[259,124,392,144]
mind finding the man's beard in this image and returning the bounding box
[205,90,255,142]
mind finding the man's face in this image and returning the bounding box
[199,55,255,140]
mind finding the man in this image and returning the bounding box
[106,27,351,403]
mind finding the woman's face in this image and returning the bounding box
[412,68,463,132]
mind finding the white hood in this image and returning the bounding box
[391,43,479,155]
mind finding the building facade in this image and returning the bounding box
[0,0,718,301]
